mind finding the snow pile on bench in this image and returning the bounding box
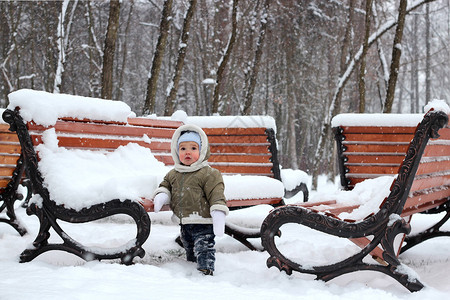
[331,99,449,128]
[8,89,133,126]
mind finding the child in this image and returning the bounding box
[151,124,228,275]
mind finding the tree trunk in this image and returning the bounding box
[101,0,121,100]
[383,0,407,113]
[242,0,271,115]
[117,0,134,101]
[358,0,373,113]
[164,0,197,116]
[143,0,173,115]
[211,0,238,114]
[425,3,431,104]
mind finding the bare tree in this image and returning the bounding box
[242,0,271,115]
[101,0,121,100]
[143,0,173,115]
[358,0,373,113]
[211,0,238,114]
[164,0,197,116]
[383,0,408,113]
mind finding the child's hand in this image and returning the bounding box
[153,193,170,213]
[211,210,226,236]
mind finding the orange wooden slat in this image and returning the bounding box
[345,165,401,175]
[209,154,271,164]
[0,132,19,143]
[434,127,450,139]
[211,165,273,175]
[0,179,9,188]
[31,135,172,152]
[28,120,176,139]
[415,160,450,176]
[0,166,14,177]
[127,117,183,128]
[411,174,450,192]
[0,155,20,165]
[210,144,270,154]
[0,144,21,155]
[344,154,405,165]
[339,126,417,134]
[208,135,268,144]
[344,144,409,154]
[402,197,449,217]
[422,144,450,157]
[226,197,282,207]
[343,133,414,143]
[203,127,267,135]
[403,189,450,216]
[153,155,174,165]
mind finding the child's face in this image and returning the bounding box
[178,141,200,165]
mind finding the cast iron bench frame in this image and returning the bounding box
[260,109,449,292]
[3,108,151,265]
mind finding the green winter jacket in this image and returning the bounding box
[153,124,229,224]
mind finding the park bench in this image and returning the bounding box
[2,90,153,264]
[260,105,450,292]
[0,116,31,236]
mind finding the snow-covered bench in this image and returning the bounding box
[261,102,450,292]
[3,90,153,264]
[0,115,31,235]
[3,89,295,258]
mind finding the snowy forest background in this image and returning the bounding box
[0,0,449,188]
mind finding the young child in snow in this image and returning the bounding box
[151,124,228,275]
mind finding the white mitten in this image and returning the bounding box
[211,210,226,237]
[153,193,170,213]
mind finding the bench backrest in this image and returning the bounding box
[334,124,416,190]
[26,117,182,161]
[0,123,23,190]
[333,110,450,218]
[204,127,280,179]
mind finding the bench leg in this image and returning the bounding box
[20,199,150,265]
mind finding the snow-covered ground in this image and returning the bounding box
[1,176,450,300]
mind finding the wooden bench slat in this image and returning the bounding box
[127,117,183,128]
[210,144,270,154]
[208,154,272,164]
[415,159,450,175]
[30,135,172,151]
[338,126,417,134]
[203,127,268,135]
[423,144,450,157]
[28,121,176,139]
[345,165,400,175]
[0,144,22,154]
[0,133,20,143]
[411,174,450,191]
[211,165,273,175]
[344,154,405,164]
[208,135,268,143]
[403,194,449,216]
[0,155,20,165]
[343,133,414,143]
[344,144,410,153]
[0,166,15,177]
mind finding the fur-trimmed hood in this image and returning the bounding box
[171,124,210,173]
